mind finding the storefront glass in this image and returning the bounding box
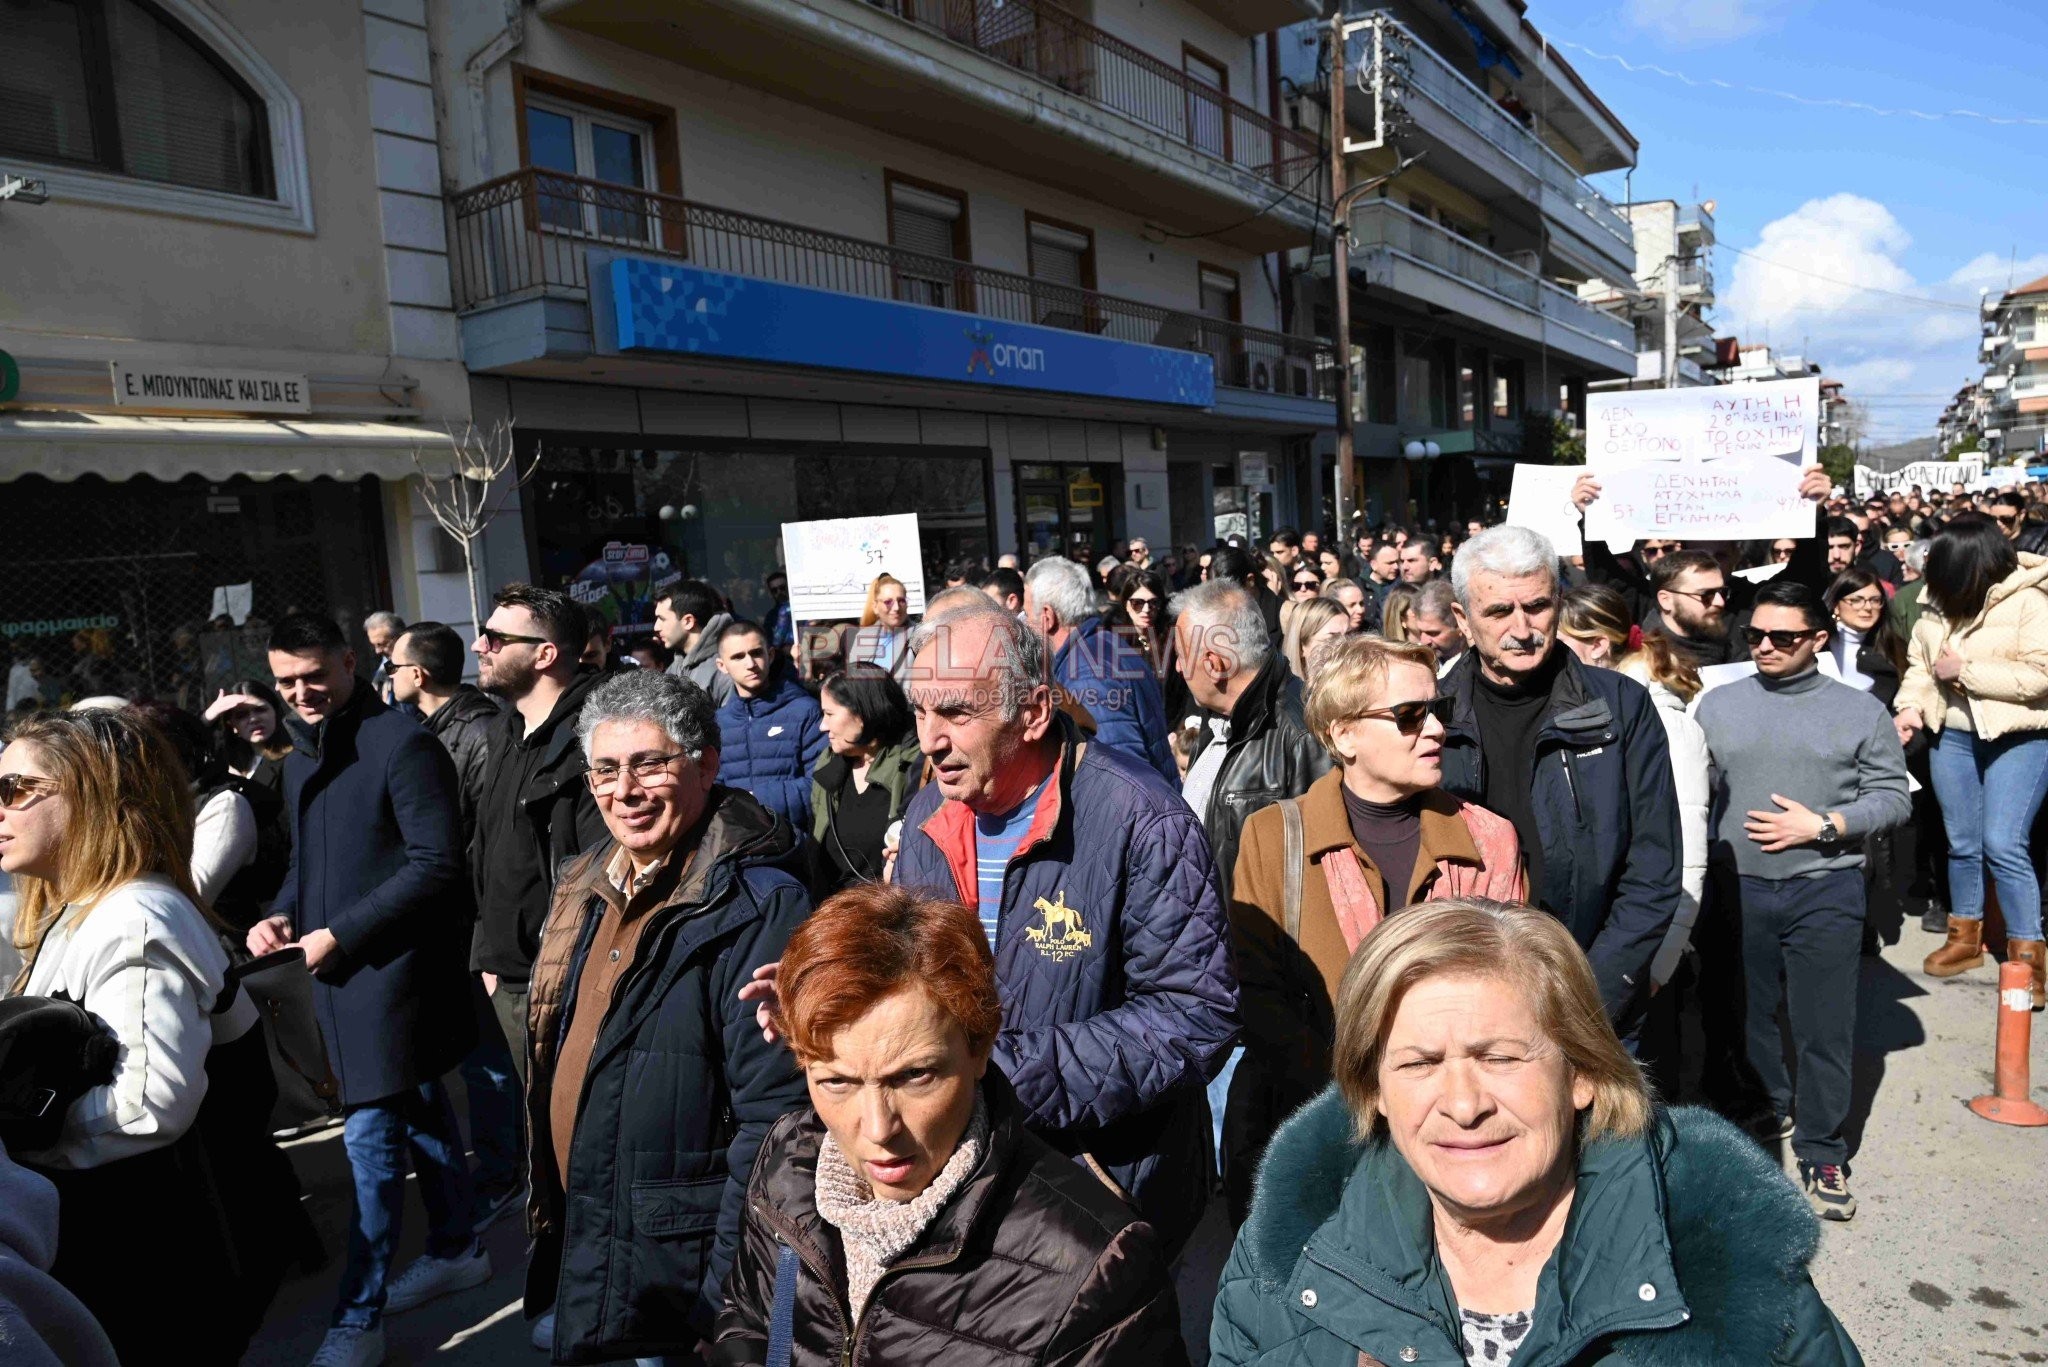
[527,440,990,632]
[1,474,388,713]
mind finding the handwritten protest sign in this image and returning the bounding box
[780,513,927,622]
[1583,378,1816,542]
[1505,463,1584,556]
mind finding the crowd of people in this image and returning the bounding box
[0,470,2043,1367]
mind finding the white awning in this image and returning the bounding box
[0,411,454,483]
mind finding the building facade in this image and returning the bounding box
[1973,275,2048,462]
[1581,198,1717,391]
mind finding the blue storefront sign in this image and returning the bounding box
[604,256,1214,408]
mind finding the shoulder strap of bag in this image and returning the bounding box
[766,1241,801,1367]
[1280,797,1304,944]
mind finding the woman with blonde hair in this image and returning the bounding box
[847,572,915,682]
[1,709,298,1361]
[1379,583,1419,643]
[1213,900,1861,1366]
[1558,584,1707,992]
[1281,593,1352,684]
[1221,635,1523,1222]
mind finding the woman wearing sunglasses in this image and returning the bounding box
[1217,635,1526,1223]
[1895,513,2048,1005]
[1276,563,1325,644]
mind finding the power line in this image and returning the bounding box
[1553,39,2048,127]
[1719,243,1983,312]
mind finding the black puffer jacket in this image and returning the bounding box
[1192,652,1333,899]
[421,684,500,841]
[710,1074,1188,1367]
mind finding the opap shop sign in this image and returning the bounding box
[110,362,312,415]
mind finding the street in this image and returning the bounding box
[243,928,2048,1367]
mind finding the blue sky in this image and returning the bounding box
[1531,0,2048,443]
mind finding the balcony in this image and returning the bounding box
[539,0,1320,252]
[1673,257,1714,305]
[1360,13,1635,281]
[1676,203,1715,247]
[1345,199,1636,375]
[449,169,1334,412]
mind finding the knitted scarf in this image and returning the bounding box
[813,1097,990,1320]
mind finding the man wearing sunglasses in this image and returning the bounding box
[1693,581,1910,1223]
[1647,550,1744,669]
[1434,525,1680,1032]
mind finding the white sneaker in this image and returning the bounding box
[530,1309,555,1352]
[383,1244,493,1314]
[308,1323,385,1367]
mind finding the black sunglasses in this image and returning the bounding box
[1742,626,1816,651]
[1355,696,1455,736]
[1666,586,1730,605]
[478,627,549,652]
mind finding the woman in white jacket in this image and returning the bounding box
[1559,586,1709,988]
[0,708,278,1362]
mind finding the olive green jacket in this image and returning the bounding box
[1212,1088,1861,1367]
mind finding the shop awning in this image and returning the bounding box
[0,411,454,483]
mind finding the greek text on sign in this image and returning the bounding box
[110,363,311,415]
[780,513,928,622]
[1584,377,1817,542]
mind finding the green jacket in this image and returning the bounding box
[1888,579,1926,644]
[1212,1088,1861,1367]
[808,736,923,866]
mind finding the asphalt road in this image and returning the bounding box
[241,924,2047,1367]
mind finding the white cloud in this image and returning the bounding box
[1719,194,2010,442]
[1622,0,1766,47]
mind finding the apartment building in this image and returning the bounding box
[1282,0,1641,528]
[0,0,485,707]
[430,0,1333,622]
[1580,198,1717,390]
[1974,274,2048,461]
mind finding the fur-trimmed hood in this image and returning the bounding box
[1216,1088,1861,1367]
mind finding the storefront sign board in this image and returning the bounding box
[606,258,1216,408]
[109,362,311,414]
[780,513,927,622]
[1582,378,1815,542]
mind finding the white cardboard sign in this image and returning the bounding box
[1505,463,1584,556]
[779,513,927,622]
[1583,378,1816,542]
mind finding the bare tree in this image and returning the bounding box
[410,419,541,634]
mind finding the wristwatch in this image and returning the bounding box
[1815,814,1842,847]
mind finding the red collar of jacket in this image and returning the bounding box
[918,734,1077,913]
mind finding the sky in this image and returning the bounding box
[1529,0,2048,444]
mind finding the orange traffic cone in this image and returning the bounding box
[1968,959,2048,1127]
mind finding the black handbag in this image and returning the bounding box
[0,994,119,1152]
[218,947,341,1127]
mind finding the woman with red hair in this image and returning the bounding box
[713,884,1188,1366]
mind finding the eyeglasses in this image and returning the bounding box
[478,627,548,652]
[1639,542,1679,560]
[1836,593,1885,611]
[585,752,687,794]
[0,774,59,810]
[1666,586,1730,605]
[1353,696,1455,736]
[1994,513,2020,528]
[1126,596,1161,613]
[1770,544,1797,561]
[1742,626,1816,651]
[1291,578,1322,592]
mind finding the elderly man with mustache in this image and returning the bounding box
[1435,525,1682,1036]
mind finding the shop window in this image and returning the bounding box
[2,0,273,198]
[886,173,972,309]
[1026,214,1096,331]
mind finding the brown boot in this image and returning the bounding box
[1924,917,1987,977]
[2009,939,2047,1011]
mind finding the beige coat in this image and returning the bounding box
[1895,552,2048,741]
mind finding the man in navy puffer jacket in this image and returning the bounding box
[711,621,824,835]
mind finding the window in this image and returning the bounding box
[1026,215,1095,330]
[2,0,272,198]
[524,97,655,243]
[886,173,971,309]
[1197,264,1242,386]
[1183,46,1229,159]
[1458,353,1480,429]
[1492,357,1524,420]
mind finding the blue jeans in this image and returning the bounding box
[458,977,523,1198]
[1927,728,2048,941]
[336,1080,477,1329]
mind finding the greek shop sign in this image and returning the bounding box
[111,362,312,415]
[3,614,120,639]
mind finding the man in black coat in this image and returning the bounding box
[249,613,481,1367]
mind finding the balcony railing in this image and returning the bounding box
[449,169,1334,400]
[1348,199,1636,355]
[869,0,1319,190]
[1673,257,1713,297]
[1365,13,1633,257]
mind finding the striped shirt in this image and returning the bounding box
[973,781,1044,950]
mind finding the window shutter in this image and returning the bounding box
[889,182,964,261]
[106,0,268,196]
[1029,220,1089,289]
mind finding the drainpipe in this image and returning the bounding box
[465,0,526,184]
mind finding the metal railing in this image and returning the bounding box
[1673,257,1713,296]
[448,169,1334,400]
[1366,13,1632,256]
[1348,199,1634,355]
[869,0,1319,189]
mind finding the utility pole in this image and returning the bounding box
[1662,251,1679,389]
[1329,7,1356,540]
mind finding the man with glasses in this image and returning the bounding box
[1693,581,1909,1222]
[470,585,609,1104]
[251,613,477,1367]
[526,669,810,1364]
[1648,550,1744,669]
